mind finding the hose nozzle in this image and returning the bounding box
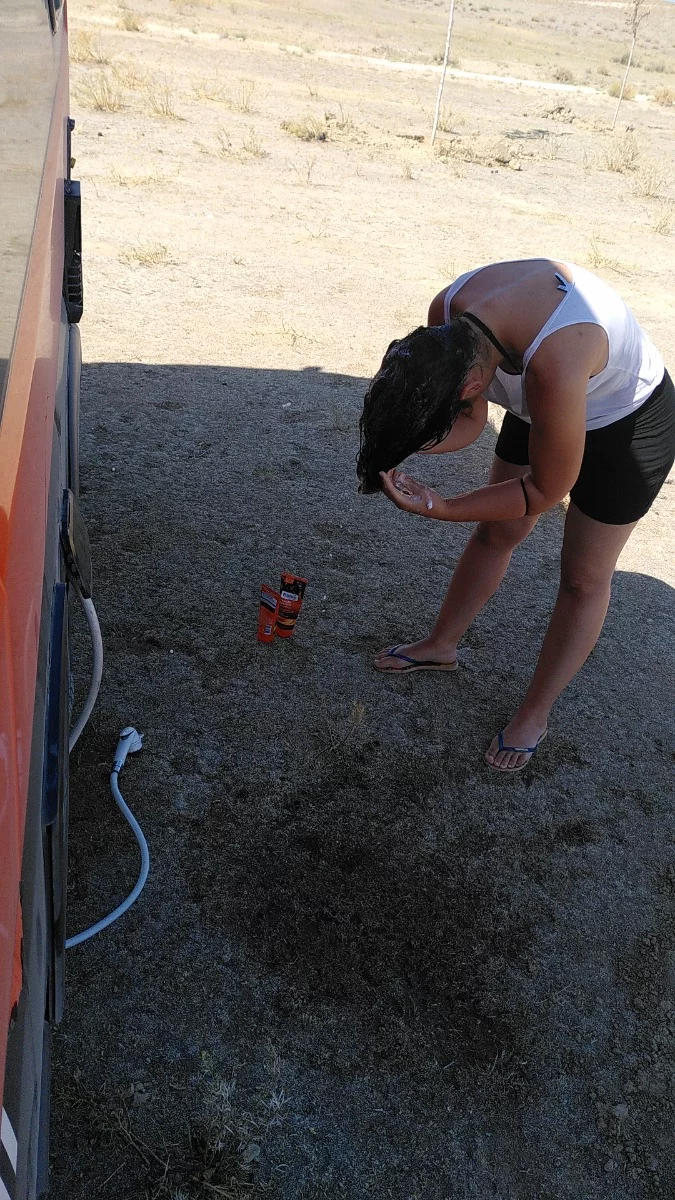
[113,726,144,773]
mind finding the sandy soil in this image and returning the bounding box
[51,0,675,1197]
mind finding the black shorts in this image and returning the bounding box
[494,370,675,525]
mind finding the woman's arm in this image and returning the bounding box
[381,362,587,522]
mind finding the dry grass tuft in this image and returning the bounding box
[120,243,169,266]
[599,131,640,173]
[281,115,327,142]
[216,127,267,161]
[632,161,673,199]
[290,157,317,185]
[76,72,124,112]
[436,134,519,169]
[436,105,464,133]
[110,167,167,187]
[654,87,675,107]
[401,161,416,181]
[241,129,267,158]
[69,30,110,64]
[587,240,631,275]
[146,82,183,120]
[552,65,574,84]
[608,80,636,100]
[226,79,256,113]
[112,60,148,89]
[192,79,228,102]
[652,204,674,235]
[118,9,146,32]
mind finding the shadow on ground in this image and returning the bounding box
[51,363,675,1200]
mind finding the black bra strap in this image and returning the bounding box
[462,311,521,373]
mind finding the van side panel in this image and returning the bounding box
[0,0,69,1121]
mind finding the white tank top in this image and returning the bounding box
[443,262,665,430]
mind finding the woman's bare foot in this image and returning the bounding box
[484,713,548,771]
[374,636,458,673]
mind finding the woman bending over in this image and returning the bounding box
[357,258,675,772]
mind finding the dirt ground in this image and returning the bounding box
[51,0,675,1197]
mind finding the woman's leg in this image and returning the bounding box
[376,458,539,669]
[485,503,638,770]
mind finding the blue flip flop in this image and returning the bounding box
[486,728,547,772]
[374,645,458,674]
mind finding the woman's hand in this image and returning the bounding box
[379,469,450,519]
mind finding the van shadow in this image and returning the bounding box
[66,360,675,1130]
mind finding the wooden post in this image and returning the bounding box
[611,36,636,131]
[431,0,457,147]
[611,0,650,133]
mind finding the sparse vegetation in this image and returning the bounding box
[215,127,267,161]
[654,86,675,107]
[109,167,167,187]
[633,161,673,199]
[118,9,146,32]
[652,204,674,235]
[146,82,183,119]
[227,79,256,112]
[69,31,110,64]
[436,105,464,133]
[241,129,267,158]
[281,115,327,142]
[76,72,124,112]
[112,59,148,89]
[600,130,640,173]
[192,79,228,102]
[119,243,169,265]
[436,134,519,169]
[588,239,631,275]
[552,65,574,84]
[290,157,317,184]
[608,80,636,100]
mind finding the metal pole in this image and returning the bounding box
[611,36,635,131]
[431,0,457,146]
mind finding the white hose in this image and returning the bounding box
[65,586,149,949]
[65,754,149,949]
[68,592,103,754]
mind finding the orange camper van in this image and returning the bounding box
[1,1,84,1196]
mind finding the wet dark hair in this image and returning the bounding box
[356,320,483,493]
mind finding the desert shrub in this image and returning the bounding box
[612,51,641,67]
[652,204,673,235]
[654,87,675,107]
[227,80,255,113]
[436,135,519,168]
[241,129,266,158]
[70,31,109,63]
[281,115,327,141]
[77,72,124,111]
[600,130,640,172]
[633,161,673,198]
[608,80,636,100]
[120,243,168,265]
[552,65,574,83]
[118,10,145,31]
[146,82,182,119]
